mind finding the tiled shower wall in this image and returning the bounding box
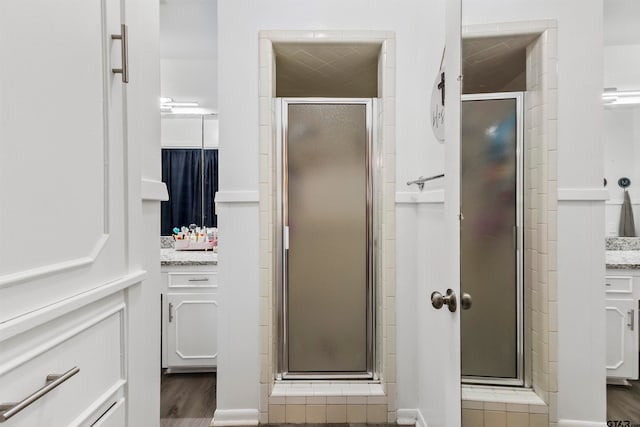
[525,27,559,425]
[257,31,397,424]
[461,22,558,427]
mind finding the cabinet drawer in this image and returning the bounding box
[168,271,218,289]
[0,305,125,426]
[89,398,125,427]
[605,275,633,294]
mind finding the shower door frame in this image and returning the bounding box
[275,98,376,380]
[460,92,526,387]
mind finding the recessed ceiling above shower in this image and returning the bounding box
[462,34,537,94]
[274,42,381,98]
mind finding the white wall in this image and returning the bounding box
[604,44,640,91]
[161,58,218,111]
[125,0,162,424]
[463,0,606,424]
[161,117,219,148]
[604,45,640,236]
[217,0,447,420]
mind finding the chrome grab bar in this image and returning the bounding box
[406,173,445,190]
[0,366,80,423]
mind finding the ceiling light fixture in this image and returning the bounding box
[602,89,640,106]
[164,101,199,107]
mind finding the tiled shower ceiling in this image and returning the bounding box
[274,43,381,98]
[462,34,537,94]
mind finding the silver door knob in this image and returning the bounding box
[461,292,472,310]
[431,289,457,312]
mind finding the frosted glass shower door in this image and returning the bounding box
[460,94,523,382]
[282,100,372,377]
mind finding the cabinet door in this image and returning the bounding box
[166,293,218,367]
[0,0,131,320]
[606,298,638,379]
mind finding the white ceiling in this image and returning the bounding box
[274,43,381,98]
[160,0,217,60]
[604,0,640,46]
[462,34,536,94]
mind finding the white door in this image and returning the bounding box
[167,293,219,367]
[0,0,128,317]
[606,298,638,379]
[0,0,159,425]
[418,0,463,425]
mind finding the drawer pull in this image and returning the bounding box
[111,24,129,83]
[188,278,210,282]
[0,366,79,423]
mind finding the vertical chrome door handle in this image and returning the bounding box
[111,24,129,83]
[628,309,635,331]
[169,302,174,323]
[431,289,457,312]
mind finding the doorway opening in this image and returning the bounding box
[158,1,219,426]
[276,98,377,379]
[460,92,524,385]
[460,33,534,388]
[270,41,384,381]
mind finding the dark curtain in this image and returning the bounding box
[161,149,218,235]
[203,149,219,228]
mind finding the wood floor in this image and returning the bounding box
[608,379,640,424]
[161,370,216,427]
[158,369,640,427]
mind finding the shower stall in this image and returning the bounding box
[460,92,525,386]
[275,98,376,379]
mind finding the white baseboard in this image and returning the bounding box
[557,420,607,427]
[211,409,259,426]
[398,408,429,427]
[397,408,419,425]
[415,409,428,427]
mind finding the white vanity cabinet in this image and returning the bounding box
[161,264,219,370]
[606,271,640,382]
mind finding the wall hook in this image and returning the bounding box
[618,177,631,189]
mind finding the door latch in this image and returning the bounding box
[431,289,457,312]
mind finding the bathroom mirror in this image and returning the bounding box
[603,0,640,236]
[159,0,218,237]
[160,114,219,235]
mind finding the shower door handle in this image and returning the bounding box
[431,289,457,312]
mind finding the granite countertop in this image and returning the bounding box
[606,237,640,270]
[161,248,218,266]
